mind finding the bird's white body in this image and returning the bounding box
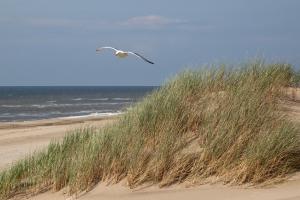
[115,50,128,58]
[96,46,154,64]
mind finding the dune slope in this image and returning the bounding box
[1,62,300,200]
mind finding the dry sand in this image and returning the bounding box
[0,115,117,170]
[1,88,300,200]
[29,177,300,200]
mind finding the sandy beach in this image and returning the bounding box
[0,115,117,170]
[1,88,300,200]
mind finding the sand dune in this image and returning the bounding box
[2,88,300,200]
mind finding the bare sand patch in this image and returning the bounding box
[0,116,117,170]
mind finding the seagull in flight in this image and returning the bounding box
[96,47,154,64]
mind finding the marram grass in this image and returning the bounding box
[1,62,300,199]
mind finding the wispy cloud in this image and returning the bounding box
[120,15,187,28]
[1,15,212,32]
[0,15,187,29]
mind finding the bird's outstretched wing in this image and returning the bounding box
[128,52,154,64]
[96,46,118,52]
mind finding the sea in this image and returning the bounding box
[0,86,157,122]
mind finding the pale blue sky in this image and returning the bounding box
[1,0,299,86]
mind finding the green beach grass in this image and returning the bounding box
[0,61,300,199]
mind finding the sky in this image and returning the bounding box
[1,0,300,86]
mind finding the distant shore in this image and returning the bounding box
[0,112,121,130]
[0,114,119,169]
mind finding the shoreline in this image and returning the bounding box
[0,112,121,130]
